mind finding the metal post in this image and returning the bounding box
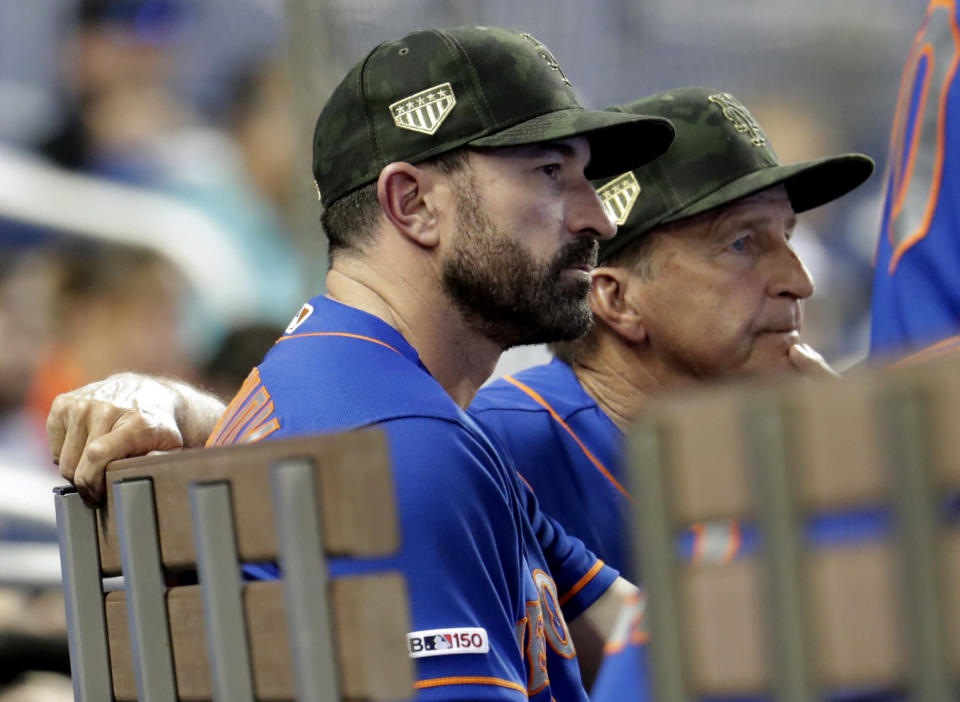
[190,481,255,702]
[113,478,177,702]
[743,399,816,702]
[629,422,691,702]
[54,486,114,702]
[270,457,340,702]
[881,388,952,702]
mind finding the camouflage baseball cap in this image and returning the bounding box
[595,86,875,262]
[312,26,675,208]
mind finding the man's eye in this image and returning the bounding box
[539,164,560,178]
[730,236,750,252]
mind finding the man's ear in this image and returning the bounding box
[377,162,441,247]
[589,267,647,344]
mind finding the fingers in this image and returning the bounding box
[72,411,185,504]
[788,342,839,379]
[46,395,68,467]
[50,393,125,483]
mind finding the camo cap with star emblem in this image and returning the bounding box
[595,86,875,263]
[312,26,675,208]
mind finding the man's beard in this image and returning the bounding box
[441,176,597,349]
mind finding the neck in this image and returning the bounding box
[569,331,691,430]
[326,259,501,409]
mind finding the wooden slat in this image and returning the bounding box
[889,354,960,490]
[647,384,757,523]
[682,544,907,697]
[781,372,888,510]
[681,558,768,695]
[106,575,413,701]
[97,431,395,574]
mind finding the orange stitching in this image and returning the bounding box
[276,331,404,357]
[503,375,631,500]
[413,676,527,693]
[558,559,605,606]
[515,470,535,493]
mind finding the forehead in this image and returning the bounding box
[674,184,795,235]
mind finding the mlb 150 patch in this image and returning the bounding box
[406,627,489,658]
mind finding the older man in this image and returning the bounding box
[471,86,873,577]
[48,26,677,701]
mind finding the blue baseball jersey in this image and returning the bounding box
[871,0,960,362]
[470,359,744,580]
[470,359,634,576]
[206,295,617,701]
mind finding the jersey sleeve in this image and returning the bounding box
[328,416,532,701]
[516,469,619,621]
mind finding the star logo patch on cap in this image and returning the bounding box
[390,83,456,135]
[597,172,641,225]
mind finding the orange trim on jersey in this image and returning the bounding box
[242,417,280,443]
[237,399,275,440]
[515,471,535,493]
[558,559,605,607]
[724,519,743,564]
[221,387,269,445]
[889,0,960,272]
[602,591,649,654]
[603,629,650,655]
[276,331,405,357]
[689,522,706,564]
[886,333,960,367]
[206,369,261,447]
[413,676,527,694]
[236,401,276,443]
[502,375,632,500]
[892,43,935,220]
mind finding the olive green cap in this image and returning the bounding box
[312,26,675,208]
[596,86,875,263]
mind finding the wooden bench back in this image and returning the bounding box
[55,429,414,702]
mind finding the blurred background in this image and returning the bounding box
[0,0,930,697]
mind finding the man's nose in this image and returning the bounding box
[770,242,815,300]
[570,182,617,241]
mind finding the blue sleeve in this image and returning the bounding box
[329,417,531,701]
[516,472,619,621]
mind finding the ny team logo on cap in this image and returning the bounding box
[390,83,457,135]
[707,92,766,147]
[597,171,641,225]
[520,32,572,87]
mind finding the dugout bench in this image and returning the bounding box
[629,356,960,702]
[54,430,414,702]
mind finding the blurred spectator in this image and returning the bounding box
[23,243,194,444]
[0,242,193,479]
[153,54,306,341]
[34,1,305,355]
[37,0,190,180]
[202,322,281,399]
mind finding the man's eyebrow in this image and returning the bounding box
[520,141,578,159]
[705,211,798,239]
